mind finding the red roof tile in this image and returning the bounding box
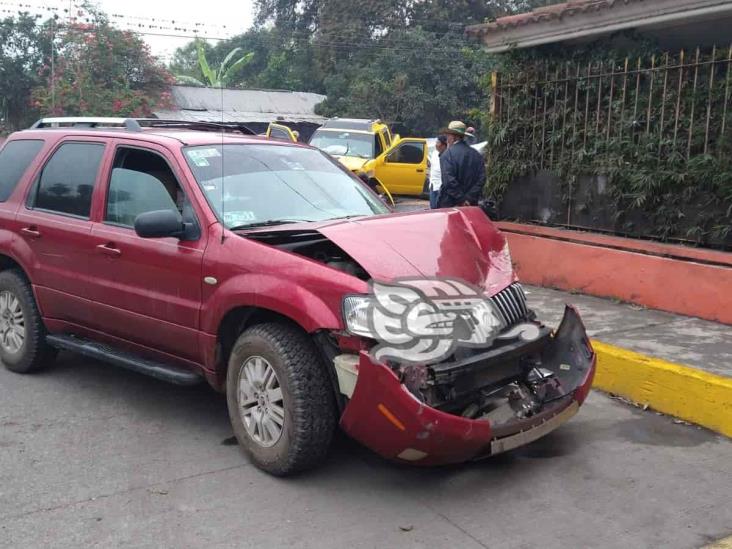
[466,0,643,35]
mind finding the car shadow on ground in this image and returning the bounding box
[34,350,715,495]
[38,351,583,475]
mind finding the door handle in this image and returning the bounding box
[20,227,41,239]
[416,169,424,173]
[96,243,121,258]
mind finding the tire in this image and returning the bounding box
[226,322,336,476]
[0,269,56,373]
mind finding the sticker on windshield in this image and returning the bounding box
[223,211,256,226]
[188,148,221,167]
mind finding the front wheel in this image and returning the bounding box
[226,323,336,475]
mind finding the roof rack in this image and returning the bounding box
[29,117,255,135]
[31,117,142,130]
[136,119,256,135]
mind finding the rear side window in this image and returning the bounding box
[0,140,44,202]
[33,142,105,218]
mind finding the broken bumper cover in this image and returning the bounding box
[339,306,596,465]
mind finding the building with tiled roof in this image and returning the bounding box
[466,0,732,52]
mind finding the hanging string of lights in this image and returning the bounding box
[0,0,232,37]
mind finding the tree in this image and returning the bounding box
[169,0,560,135]
[171,28,323,93]
[315,28,495,135]
[32,8,174,117]
[175,40,253,88]
[0,13,50,131]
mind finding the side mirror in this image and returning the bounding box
[134,209,184,239]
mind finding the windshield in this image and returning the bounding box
[309,130,375,159]
[183,144,388,229]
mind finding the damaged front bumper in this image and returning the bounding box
[337,306,596,465]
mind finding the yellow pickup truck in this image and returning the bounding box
[305,119,428,199]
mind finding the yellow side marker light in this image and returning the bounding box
[378,403,406,431]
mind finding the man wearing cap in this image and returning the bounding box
[465,126,477,145]
[428,135,447,209]
[437,120,486,208]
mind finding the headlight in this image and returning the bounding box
[342,295,374,338]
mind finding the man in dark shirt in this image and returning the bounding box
[436,121,486,208]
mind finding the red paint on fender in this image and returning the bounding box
[340,352,494,465]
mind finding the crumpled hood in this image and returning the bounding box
[333,155,369,172]
[318,208,516,295]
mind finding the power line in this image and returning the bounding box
[0,0,231,29]
[0,0,234,36]
[0,0,478,46]
[1,1,481,58]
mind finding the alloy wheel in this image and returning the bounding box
[0,290,25,354]
[237,355,285,447]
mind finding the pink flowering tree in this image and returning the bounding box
[33,8,174,117]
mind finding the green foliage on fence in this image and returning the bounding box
[484,39,732,248]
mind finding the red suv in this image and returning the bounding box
[0,117,595,475]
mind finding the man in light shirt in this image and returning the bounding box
[428,135,447,209]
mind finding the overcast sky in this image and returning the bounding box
[95,0,257,59]
[9,0,256,60]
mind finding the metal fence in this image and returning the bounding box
[491,45,732,169]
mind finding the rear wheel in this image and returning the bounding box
[226,322,336,475]
[0,270,56,373]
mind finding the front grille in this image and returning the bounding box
[490,283,529,326]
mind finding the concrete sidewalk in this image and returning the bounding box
[393,197,731,434]
[526,285,732,436]
[526,285,732,380]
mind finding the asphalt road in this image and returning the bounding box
[1,353,731,549]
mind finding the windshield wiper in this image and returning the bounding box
[329,214,367,221]
[229,219,314,231]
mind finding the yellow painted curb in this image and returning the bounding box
[703,534,732,548]
[591,340,732,438]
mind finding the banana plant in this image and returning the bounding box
[176,41,254,88]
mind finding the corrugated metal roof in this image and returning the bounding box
[154,86,327,124]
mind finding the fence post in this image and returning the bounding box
[687,48,701,160]
[540,64,550,169]
[646,54,656,135]
[720,43,732,158]
[658,52,670,159]
[584,62,592,148]
[618,57,629,141]
[490,71,501,121]
[532,63,541,161]
[703,46,717,155]
[633,56,642,143]
[595,61,604,134]
[607,60,616,141]
[560,62,570,165]
[571,62,581,160]
[672,49,685,153]
[550,66,561,168]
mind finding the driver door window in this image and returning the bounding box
[386,142,425,164]
[105,147,193,229]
